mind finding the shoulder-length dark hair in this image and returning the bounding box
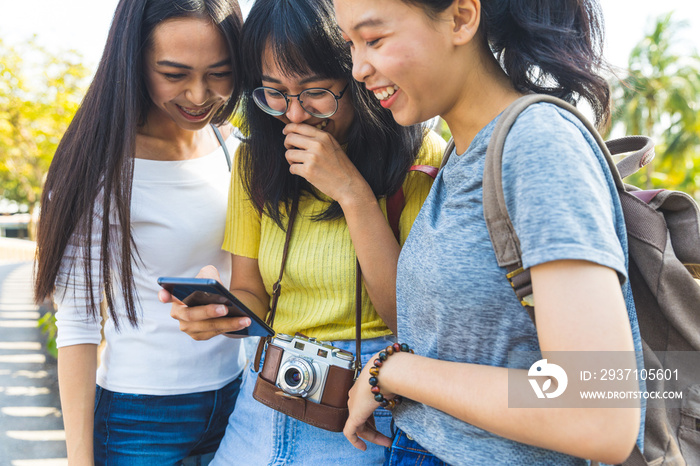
[404,0,611,129]
[238,0,424,227]
[34,0,243,328]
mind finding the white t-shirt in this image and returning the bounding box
[54,134,246,395]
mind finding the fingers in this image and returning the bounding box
[171,302,227,321]
[358,423,392,448]
[160,266,219,304]
[282,123,344,170]
[285,148,319,180]
[283,122,324,138]
[158,289,173,304]
[343,419,392,450]
[283,133,325,153]
[177,315,252,341]
[284,147,314,166]
[283,124,336,151]
[283,131,305,151]
[343,421,368,451]
[170,302,251,341]
[196,265,221,281]
[343,356,393,450]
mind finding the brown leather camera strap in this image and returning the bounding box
[354,258,362,372]
[266,196,299,328]
[253,197,298,371]
[253,196,363,374]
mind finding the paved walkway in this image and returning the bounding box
[0,238,258,465]
[0,260,67,466]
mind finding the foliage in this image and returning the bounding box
[608,13,700,199]
[433,118,452,143]
[0,37,90,232]
[430,13,699,200]
[1,38,89,355]
[37,308,58,359]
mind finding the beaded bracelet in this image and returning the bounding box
[368,342,414,410]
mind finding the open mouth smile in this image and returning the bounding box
[176,103,214,121]
[372,85,399,101]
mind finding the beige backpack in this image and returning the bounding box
[442,94,700,465]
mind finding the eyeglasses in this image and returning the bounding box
[252,83,350,118]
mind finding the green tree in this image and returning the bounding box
[609,13,700,198]
[0,38,90,237]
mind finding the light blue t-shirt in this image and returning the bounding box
[394,103,643,465]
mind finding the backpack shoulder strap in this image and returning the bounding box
[439,138,455,170]
[484,95,615,268]
[482,94,652,322]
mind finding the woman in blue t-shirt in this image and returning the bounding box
[335,0,643,464]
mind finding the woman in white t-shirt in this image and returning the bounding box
[34,0,245,464]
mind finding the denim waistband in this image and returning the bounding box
[386,428,448,466]
[328,335,397,356]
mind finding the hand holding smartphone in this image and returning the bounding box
[158,277,274,338]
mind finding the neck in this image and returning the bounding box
[135,109,212,161]
[442,49,524,154]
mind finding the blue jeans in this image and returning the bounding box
[212,336,395,465]
[385,428,448,466]
[93,376,241,465]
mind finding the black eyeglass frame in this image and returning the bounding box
[251,83,350,118]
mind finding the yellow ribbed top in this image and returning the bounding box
[223,131,445,341]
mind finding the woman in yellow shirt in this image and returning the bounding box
[166,0,444,463]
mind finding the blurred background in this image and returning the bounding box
[0,1,698,463]
[1,0,699,233]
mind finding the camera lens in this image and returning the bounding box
[284,368,303,388]
[278,357,315,397]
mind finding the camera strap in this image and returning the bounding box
[253,196,364,374]
[253,196,298,372]
[267,196,299,329]
[354,257,362,376]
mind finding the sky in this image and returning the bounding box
[0,0,698,74]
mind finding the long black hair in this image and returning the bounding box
[404,0,611,129]
[34,0,243,328]
[238,0,425,227]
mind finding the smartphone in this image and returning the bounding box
[158,277,274,338]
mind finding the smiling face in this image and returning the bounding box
[335,0,457,126]
[260,45,355,144]
[143,17,234,131]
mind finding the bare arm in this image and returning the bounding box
[337,190,400,333]
[345,260,640,464]
[228,254,269,319]
[58,344,97,466]
[284,123,400,332]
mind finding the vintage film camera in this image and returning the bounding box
[259,334,356,405]
[254,334,360,431]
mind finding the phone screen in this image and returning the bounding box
[158,277,274,338]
